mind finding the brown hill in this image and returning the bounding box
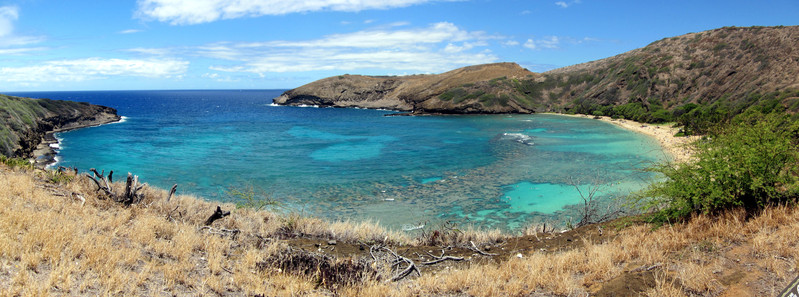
[273,62,538,113]
[274,26,799,119]
[543,26,799,119]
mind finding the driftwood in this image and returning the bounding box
[204,206,231,225]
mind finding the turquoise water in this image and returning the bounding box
[10,90,666,231]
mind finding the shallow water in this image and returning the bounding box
[10,90,666,232]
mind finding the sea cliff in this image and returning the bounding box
[0,94,121,165]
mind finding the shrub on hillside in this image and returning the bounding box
[638,112,799,221]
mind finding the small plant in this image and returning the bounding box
[226,184,280,211]
[417,220,462,246]
[0,155,33,170]
[45,170,74,184]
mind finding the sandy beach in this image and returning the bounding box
[552,113,697,163]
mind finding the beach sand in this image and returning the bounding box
[552,113,697,163]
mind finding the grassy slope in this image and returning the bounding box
[1,164,797,296]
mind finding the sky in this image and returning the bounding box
[0,0,797,91]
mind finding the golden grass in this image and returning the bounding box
[1,164,798,296]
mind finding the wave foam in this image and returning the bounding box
[502,132,535,146]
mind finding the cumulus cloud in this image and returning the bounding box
[524,36,560,50]
[0,58,188,83]
[195,22,498,74]
[136,0,446,25]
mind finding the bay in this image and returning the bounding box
[9,90,666,231]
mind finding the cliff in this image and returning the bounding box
[274,26,799,119]
[0,94,121,159]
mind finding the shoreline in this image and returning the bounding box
[550,113,697,163]
[32,113,123,168]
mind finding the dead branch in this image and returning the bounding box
[72,192,86,206]
[382,246,420,282]
[87,168,114,197]
[204,205,231,225]
[166,184,177,202]
[422,250,464,265]
[121,173,145,205]
[369,245,420,281]
[199,226,240,238]
[469,241,498,256]
[166,205,181,222]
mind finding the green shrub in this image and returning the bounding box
[637,112,799,222]
[0,156,33,169]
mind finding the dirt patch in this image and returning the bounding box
[594,270,658,297]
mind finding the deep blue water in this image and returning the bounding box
[9,90,666,231]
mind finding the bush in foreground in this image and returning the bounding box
[639,112,799,222]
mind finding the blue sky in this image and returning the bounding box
[0,0,796,91]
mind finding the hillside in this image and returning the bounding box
[274,26,799,124]
[273,62,539,113]
[0,94,120,159]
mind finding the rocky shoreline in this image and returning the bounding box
[31,112,121,168]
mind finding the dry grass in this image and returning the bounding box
[1,164,798,296]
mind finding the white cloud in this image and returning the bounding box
[0,5,18,37]
[136,0,447,25]
[503,40,519,46]
[0,5,45,48]
[523,39,536,50]
[126,47,174,56]
[0,47,47,55]
[244,22,482,49]
[555,0,581,8]
[119,29,143,34]
[524,36,559,50]
[196,22,497,74]
[0,58,188,83]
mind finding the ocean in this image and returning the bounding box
[9,90,666,232]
